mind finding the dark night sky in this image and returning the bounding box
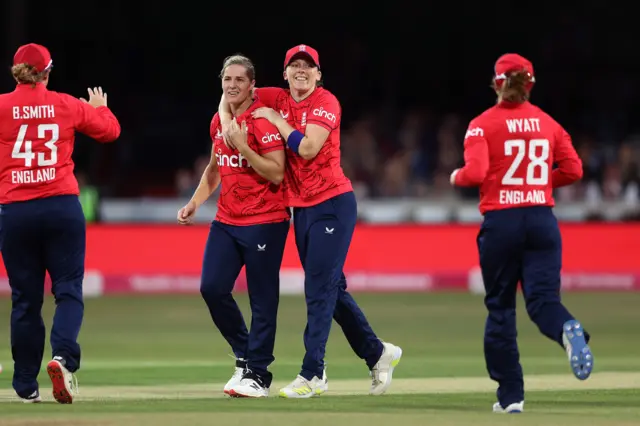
[2,1,637,195]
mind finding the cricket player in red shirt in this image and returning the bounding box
[220,45,402,398]
[450,53,593,413]
[177,55,289,398]
[0,43,121,404]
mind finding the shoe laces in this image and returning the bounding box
[288,375,309,389]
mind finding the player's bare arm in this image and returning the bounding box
[217,95,235,149]
[225,119,284,185]
[218,95,233,125]
[241,148,285,185]
[177,147,220,225]
[252,107,329,160]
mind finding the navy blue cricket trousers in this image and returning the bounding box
[293,191,383,381]
[0,195,85,398]
[200,219,289,381]
[477,206,591,406]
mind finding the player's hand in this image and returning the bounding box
[251,107,280,124]
[224,118,249,151]
[449,169,460,186]
[80,87,108,108]
[220,119,236,150]
[177,200,197,225]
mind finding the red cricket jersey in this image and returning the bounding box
[255,87,353,207]
[210,101,290,226]
[455,101,583,214]
[0,84,121,204]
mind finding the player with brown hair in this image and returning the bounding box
[177,54,289,398]
[220,44,402,398]
[450,53,593,413]
[0,43,121,404]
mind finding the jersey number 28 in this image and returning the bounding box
[12,123,59,168]
[502,139,549,185]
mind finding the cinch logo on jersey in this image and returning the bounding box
[261,132,281,144]
[216,152,251,168]
[465,127,484,139]
[312,107,337,123]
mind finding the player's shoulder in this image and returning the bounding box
[210,112,221,127]
[527,102,560,126]
[477,103,503,120]
[249,100,272,124]
[48,90,77,104]
[314,87,339,103]
[250,106,277,132]
[256,86,288,101]
[49,91,87,114]
[252,99,266,110]
[250,115,271,128]
[467,105,498,129]
[210,113,221,138]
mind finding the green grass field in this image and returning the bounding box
[0,292,639,425]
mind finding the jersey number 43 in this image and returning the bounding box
[502,138,549,186]
[12,123,59,168]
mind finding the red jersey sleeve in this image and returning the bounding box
[252,118,284,155]
[552,127,583,188]
[307,92,340,131]
[210,113,221,140]
[69,95,121,142]
[254,87,286,109]
[455,120,490,186]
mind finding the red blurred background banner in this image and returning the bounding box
[1,224,639,295]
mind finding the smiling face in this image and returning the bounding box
[222,63,255,107]
[284,56,321,95]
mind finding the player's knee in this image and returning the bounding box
[199,278,233,302]
[524,293,557,322]
[52,281,83,302]
[12,300,43,320]
[524,293,540,316]
[526,296,549,322]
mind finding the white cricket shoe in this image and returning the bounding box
[229,370,270,398]
[223,358,246,396]
[370,342,403,395]
[493,401,524,413]
[279,368,328,398]
[21,390,42,403]
[46,357,78,404]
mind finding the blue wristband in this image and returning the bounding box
[287,130,304,154]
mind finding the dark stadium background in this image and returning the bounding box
[2,2,636,206]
